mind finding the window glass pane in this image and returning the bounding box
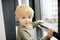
[40,0,58,40]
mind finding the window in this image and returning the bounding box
[40,0,58,40]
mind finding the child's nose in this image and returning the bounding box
[26,18,29,22]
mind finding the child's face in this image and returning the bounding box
[18,14,33,27]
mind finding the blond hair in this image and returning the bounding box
[15,4,34,19]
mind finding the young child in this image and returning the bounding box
[15,4,53,40]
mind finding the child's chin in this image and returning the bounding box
[24,24,30,27]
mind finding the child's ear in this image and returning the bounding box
[16,18,19,21]
[17,18,19,21]
[15,18,20,26]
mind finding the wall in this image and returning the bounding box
[0,0,6,40]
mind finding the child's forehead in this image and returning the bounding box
[21,14,32,17]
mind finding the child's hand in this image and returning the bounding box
[37,18,47,23]
[47,29,54,38]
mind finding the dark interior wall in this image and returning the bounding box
[34,0,42,40]
[29,0,42,40]
[2,0,18,40]
[29,0,35,21]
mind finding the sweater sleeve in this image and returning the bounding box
[32,21,41,28]
[40,36,50,40]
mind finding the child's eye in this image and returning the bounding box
[28,16,31,18]
[22,17,25,19]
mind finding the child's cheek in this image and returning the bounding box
[29,20,32,24]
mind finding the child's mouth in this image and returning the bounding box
[24,23,30,25]
[25,23,29,24]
